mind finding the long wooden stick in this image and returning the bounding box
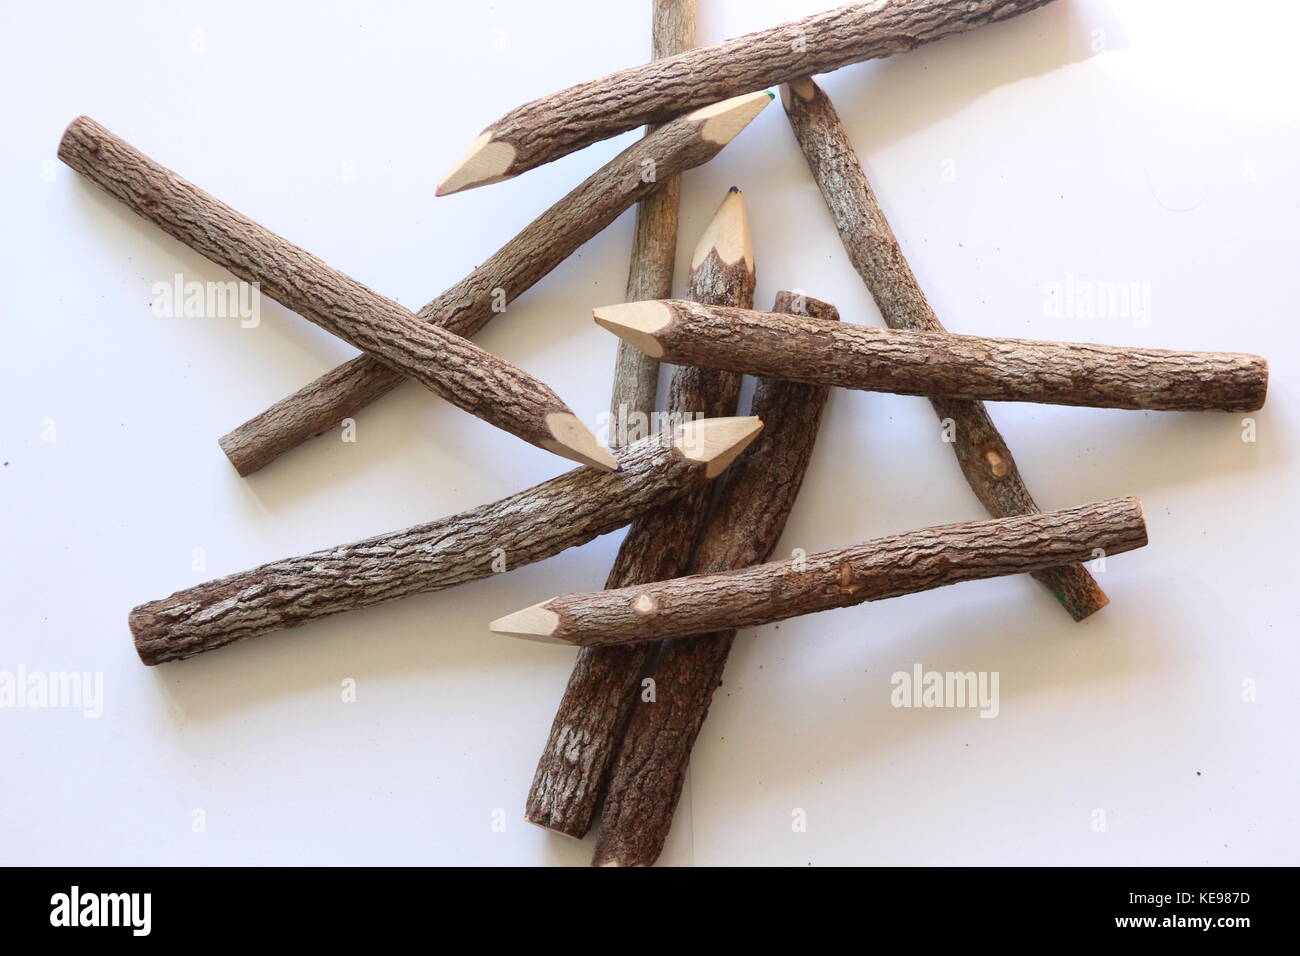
[436,0,1058,194]
[526,187,756,838]
[781,76,1107,620]
[595,301,1269,412]
[58,117,614,471]
[490,497,1149,647]
[130,417,763,665]
[592,290,837,867]
[609,0,697,437]
[216,92,771,475]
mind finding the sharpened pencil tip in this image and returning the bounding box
[687,90,773,146]
[436,132,519,196]
[691,187,753,271]
[542,412,619,471]
[490,602,565,642]
[593,301,673,358]
[676,416,764,478]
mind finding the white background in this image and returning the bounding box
[2,0,1296,866]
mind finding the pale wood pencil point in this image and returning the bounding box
[489,602,565,642]
[778,77,816,110]
[687,90,773,146]
[542,412,619,471]
[436,131,519,196]
[593,301,673,358]
[690,186,753,272]
[675,415,763,478]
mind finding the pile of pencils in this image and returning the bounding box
[64,0,1268,866]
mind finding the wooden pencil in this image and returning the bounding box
[592,290,838,867]
[526,186,756,838]
[594,301,1269,412]
[609,0,697,437]
[130,417,763,665]
[489,497,1149,647]
[781,75,1107,620]
[59,116,614,471]
[216,91,771,475]
[436,0,1058,194]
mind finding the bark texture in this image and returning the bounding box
[527,497,1149,647]
[457,0,1056,185]
[592,290,837,867]
[58,117,589,466]
[609,0,697,438]
[781,76,1107,620]
[216,97,756,475]
[525,188,754,838]
[131,428,721,665]
[618,301,1268,412]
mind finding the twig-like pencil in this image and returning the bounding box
[437,0,1057,194]
[781,76,1107,620]
[526,187,756,837]
[217,92,771,475]
[58,116,614,471]
[130,417,763,665]
[595,301,1269,412]
[592,290,837,868]
[490,497,1149,647]
[609,0,697,435]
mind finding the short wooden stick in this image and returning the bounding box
[58,117,614,471]
[130,417,763,665]
[525,186,755,838]
[609,0,697,438]
[491,497,1149,646]
[781,75,1108,620]
[591,290,838,867]
[436,0,1058,193]
[217,91,771,475]
[594,300,1269,413]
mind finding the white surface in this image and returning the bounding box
[1,0,1296,866]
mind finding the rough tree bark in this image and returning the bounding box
[130,418,763,665]
[595,300,1268,412]
[525,187,756,838]
[609,0,697,435]
[780,75,1108,620]
[58,116,612,471]
[216,91,771,474]
[592,290,838,867]
[437,0,1058,192]
[490,497,1149,646]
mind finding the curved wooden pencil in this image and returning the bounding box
[437,0,1057,193]
[58,117,613,471]
[609,0,697,437]
[130,417,763,665]
[594,301,1269,412]
[592,290,838,868]
[781,75,1106,620]
[490,497,1149,647]
[218,91,772,475]
[526,187,755,837]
